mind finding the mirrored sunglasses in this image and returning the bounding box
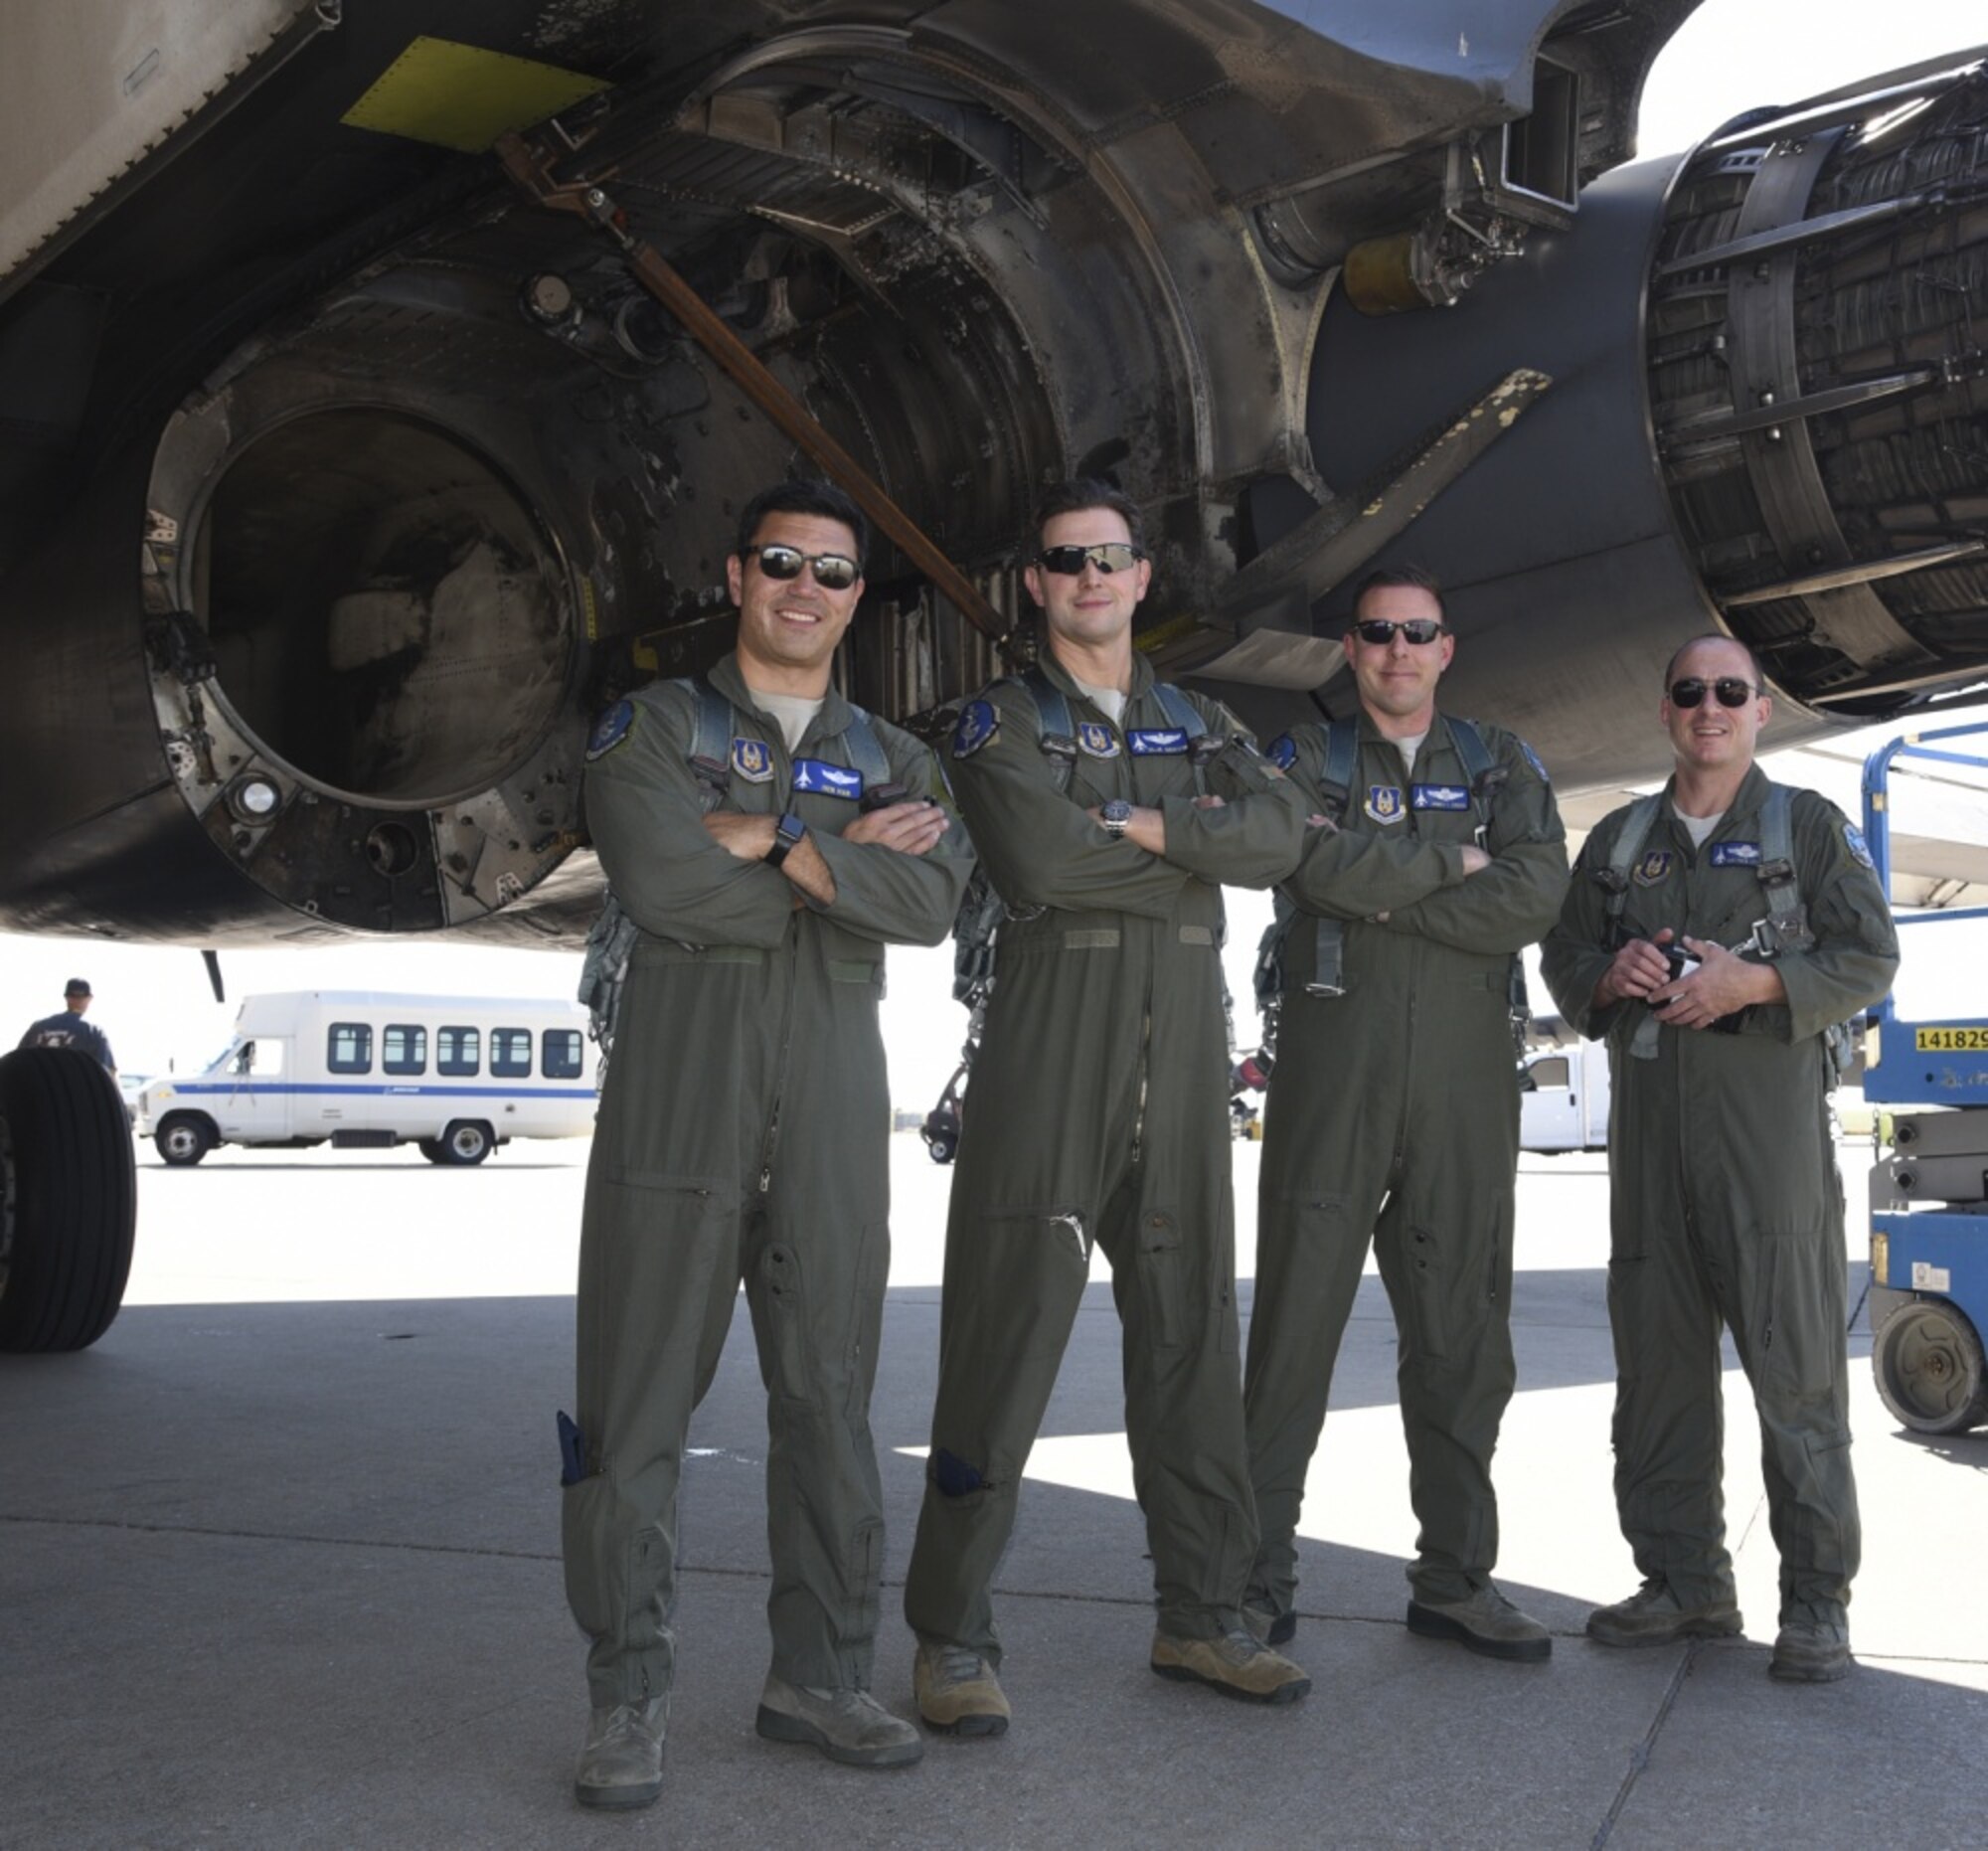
[1668,677,1757,709]
[1036,542,1146,576]
[1352,618,1445,646]
[751,544,860,590]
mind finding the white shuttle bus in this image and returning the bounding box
[134,992,598,1167]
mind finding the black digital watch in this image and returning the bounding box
[764,811,808,869]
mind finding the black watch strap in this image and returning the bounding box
[764,811,808,870]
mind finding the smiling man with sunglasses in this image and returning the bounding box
[1243,565,1570,1666]
[562,478,974,1806]
[903,477,1313,1732]
[1542,634,1899,1684]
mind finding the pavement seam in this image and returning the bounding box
[1588,1639,1698,1851]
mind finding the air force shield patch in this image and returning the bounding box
[1634,849,1673,886]
[731,737,774,782]
[1364,784,1406,824]
[1077,721,1120,758]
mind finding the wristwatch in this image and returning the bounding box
[1100,798,1134,839]
[764,811,808,869]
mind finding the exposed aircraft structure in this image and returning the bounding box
[1,1,1985,1347]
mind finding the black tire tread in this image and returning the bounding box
[0,1048,137,1352]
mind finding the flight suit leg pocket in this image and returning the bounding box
[843,1222,888,1418]
[957,1205,1089,1363]
[1400,1225,1455,1363]
[755,1241,815,1411]
[563,1471,659,1658]
[1755,1228,1842,1401]
[1136,1211,1187,1352]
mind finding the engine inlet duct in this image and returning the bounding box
[1648,55,1988,713]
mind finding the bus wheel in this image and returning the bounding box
[155,1114,215,1167]
[437,1120,493,1166]
[0,1048,136,1352]
[416,1138,444,1164]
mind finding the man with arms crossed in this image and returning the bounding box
[1244,566,1569,1661]
[564,479,972,1807]
[1542,634,1897,1682]
[904,478,1312,1733]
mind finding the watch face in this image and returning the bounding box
[1102,799,1133,824]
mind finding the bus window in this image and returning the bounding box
[491,1028,533,1079]
[542,1028,583,1080]
[328,1023,373,1075]
[437,1027,479,1077]
[384,1025,428,1077]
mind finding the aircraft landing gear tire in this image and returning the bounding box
[1873,1297,1988,1434]
[0,1048,137,1352]
[435,1120,493,1166]
[155,1114,215,1167]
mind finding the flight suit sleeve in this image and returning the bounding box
[1276,730,1472,921]
[1770,794,1901,1043]
[948,682,1196,919]
[583,692,797,949]
[804,726,976,947]
[1540,826,1624,1040]
[1149,699,1307,891]
[1382,732,1570,953]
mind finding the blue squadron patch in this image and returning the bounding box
[1634,849,1673,887]
[731,736,774,783]
[1077,720,1120,758]
[1266,734,1297,771]
[791,757,864,800]
[1364,784,1406,824]
[1710,841,1761,868]
[952,699,998,759]
[1412,784,1471,811]
[1128,728,1189,756]
[1845,822,1875,869]
[583,699,635,762]
[1520,740,1550,783]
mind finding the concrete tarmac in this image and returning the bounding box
[3,1135,1984,1848]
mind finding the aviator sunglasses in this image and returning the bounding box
[1352,617,1445,646]
[749,543,861,590]
[1036,542,1147,576]
[1668,677,1759,709]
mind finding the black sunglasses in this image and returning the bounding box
[749,544,860,590]
[1352,618,1445,646]
[1669,677,1758,709]
[1036,542,1147,576]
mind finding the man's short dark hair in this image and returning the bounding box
[1031,478,1146,556]
[735,478,871,571]
[1349,565,1444,625]
[1663,632,1766,691]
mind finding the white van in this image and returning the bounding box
[134,991,598,1166]
[1520,1040,1611,1153]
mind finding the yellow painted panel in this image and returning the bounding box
[341,36,607,153]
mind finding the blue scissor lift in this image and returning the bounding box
[1861,722,1988,1433]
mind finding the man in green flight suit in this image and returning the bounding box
[563,479,973,1808]
[1244,566,1569,1661]
[1541,634,1898,1683]
[903,478,1313,1734]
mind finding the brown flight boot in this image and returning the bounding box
[1151,1628,1311,1704]
[1586,1579,1742,1649]
[913,1641,1011,1736]
[574,1695,669,1810]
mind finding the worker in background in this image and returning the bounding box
[19,978,116,1074]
